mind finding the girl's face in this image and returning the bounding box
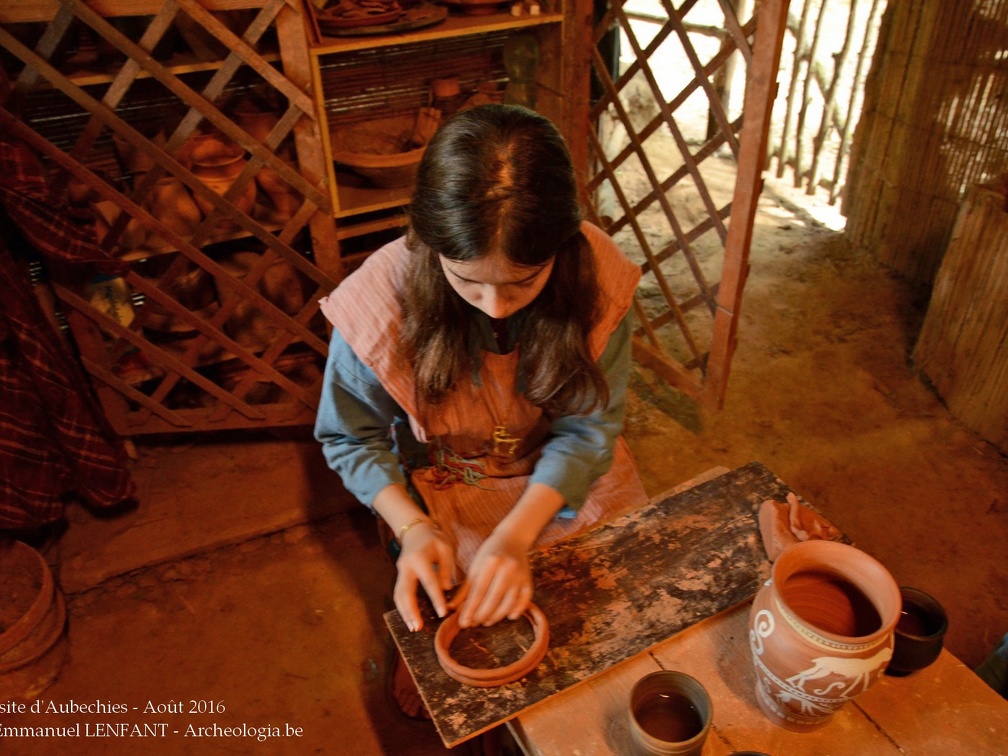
[439,250,554,320]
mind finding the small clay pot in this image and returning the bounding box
[190,137,244,180]
[92,200,147,251]
[430,76,461,99]
[234,106,279,145]
[111,128,166,175]
[144,176,202,249]
[255,165,302,221]
[189,137,256,221]
[885,586,948,676]
[430,77,464,116]
[628,671,712,756]
[434,603,549,687]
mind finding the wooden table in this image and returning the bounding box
[508,602,1008,755]
[507,477,1008,756]
[390,462,1008,752]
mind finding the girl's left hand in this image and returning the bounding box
[450,529,533,628]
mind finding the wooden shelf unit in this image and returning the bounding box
[306,0,589,256]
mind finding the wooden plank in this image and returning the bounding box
[630,337,704,400]
[114,402,317,435]
[81,357,195,430]
[275,1,344,282]
[386,462,807,747]
[559,0,591,186]
[10,4,74,93]
[855,650,1008,755]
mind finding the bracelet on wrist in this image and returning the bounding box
[397,516,435,544]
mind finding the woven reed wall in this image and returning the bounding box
[913,185,1008,453]
[844,0,1008,291]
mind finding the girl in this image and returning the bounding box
[314,104,648,710]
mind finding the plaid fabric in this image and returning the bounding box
[0,128,135,531]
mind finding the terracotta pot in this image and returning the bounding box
[886,586,948,676]
[92,199,147,251]
[190,142,243,181]
[234,106,279,145]
[217,251,305,350]
[747,540,900,732]
[144,176,202,249]
[430,77,464,116]
[434,604,549,687]
[628,671,712,756]
[0,541,68,699]
[138,258,219,336]
[190,137,256,221]
[111,128,165,175]
[255,164,302,221]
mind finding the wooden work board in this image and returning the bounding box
[385,461,812,747]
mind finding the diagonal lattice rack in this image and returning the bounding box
[0,0,342,435]
[587,0,788,409]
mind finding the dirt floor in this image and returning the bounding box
[4,173,1008,755]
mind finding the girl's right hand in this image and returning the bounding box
[393,521,457,632]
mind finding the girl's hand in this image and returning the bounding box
[451,529,533,628]
[394,521,457,632]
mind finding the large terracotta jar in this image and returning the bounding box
[747,540,900,732]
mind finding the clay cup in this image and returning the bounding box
[628,670,712,756]
[885,586,948,676]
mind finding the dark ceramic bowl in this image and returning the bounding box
[886,586,948,676]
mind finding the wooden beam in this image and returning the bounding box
[704,0,790,411]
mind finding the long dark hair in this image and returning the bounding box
[401,105,607,416]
